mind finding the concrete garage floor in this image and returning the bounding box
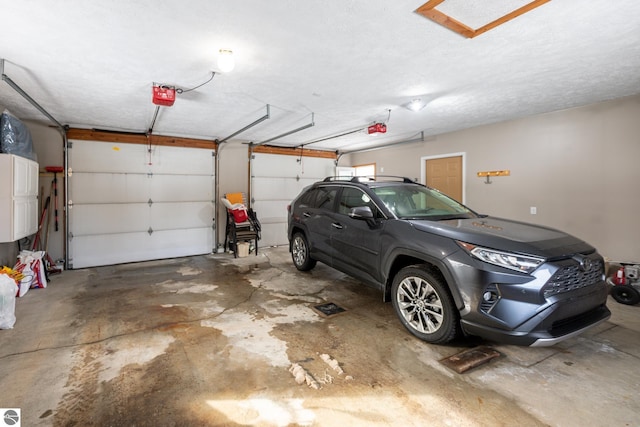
[1,247,639,427]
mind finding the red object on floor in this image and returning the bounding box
[614,266,626,285]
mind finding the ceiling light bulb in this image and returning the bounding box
[217,49,235,73]
[408,99,425,112]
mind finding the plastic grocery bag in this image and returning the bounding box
[15,266,33,297]
[0,274,17,329]
[15,250,47,291]
[0,109,36,161]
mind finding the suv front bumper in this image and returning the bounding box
[446,251,611,346]
[460,289,610,346]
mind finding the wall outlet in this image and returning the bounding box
[530,206,537,215]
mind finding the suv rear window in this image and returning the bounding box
[338,187,385,218]
[299,186,338,209]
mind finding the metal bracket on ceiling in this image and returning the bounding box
[218,104,271,144]
[1,58,65,131]
[338,131,427,156]
[301,127,365,149]
[254,113,315,146]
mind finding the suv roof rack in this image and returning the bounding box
[322,176,417,183]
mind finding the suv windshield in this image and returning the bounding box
[371,185,476,220]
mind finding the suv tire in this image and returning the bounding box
[291,232,317,271]
[392,266,459,344]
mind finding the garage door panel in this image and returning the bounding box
[71,228,213,269]
[259,223,287,250]
[252,177,316,201]
[253,200,289,224]
[71,204,149,235]
[72,140,150,173]
[71,202,213,236]
[252,154,333,178]
[149,175,213,202]
[71,173,151,204]
[69,139,215,268]
[251,152,335,247]
[71,174,214,204]
[151,146,214,175]
[251,155,299,177]
[150,202,213,229]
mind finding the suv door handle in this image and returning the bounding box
[331,223,343,229]
[303,212,311,218]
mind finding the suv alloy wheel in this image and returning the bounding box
[392,265,459,343]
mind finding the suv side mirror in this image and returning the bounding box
[349,206,374,220]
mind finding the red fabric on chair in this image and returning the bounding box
[232,208,248,223]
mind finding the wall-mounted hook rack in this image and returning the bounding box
[477,170,510,184]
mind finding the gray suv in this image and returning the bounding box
[287,176,610,346]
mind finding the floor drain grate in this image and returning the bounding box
[440,346,501,374]
[313,302,346,317]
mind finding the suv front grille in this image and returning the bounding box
[543,260,603,298]
[549,304,609,337]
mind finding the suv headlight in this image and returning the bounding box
[457,241,544,274]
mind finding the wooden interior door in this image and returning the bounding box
[425,156,463,202]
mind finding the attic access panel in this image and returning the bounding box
[415,0,550,38]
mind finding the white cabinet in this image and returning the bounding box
[0,154,39,242]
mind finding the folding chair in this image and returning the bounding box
[221,192,261,257]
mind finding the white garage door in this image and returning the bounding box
[68,139,214,268]
[251,152,335,247]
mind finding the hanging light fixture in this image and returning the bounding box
[217,49,235,73]
[407,98,425,112]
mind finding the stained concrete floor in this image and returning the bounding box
[1,246,639,427]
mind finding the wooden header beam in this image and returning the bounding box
[252,144,337,159]
[66,128,217,150]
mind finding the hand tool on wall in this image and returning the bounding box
[45,166,63,231]
[30,185,61,277]
[32,193,51,251]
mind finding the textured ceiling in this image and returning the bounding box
[438,0,536,27]
[1,0,639,152]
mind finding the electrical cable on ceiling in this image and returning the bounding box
[176,71,216,94]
